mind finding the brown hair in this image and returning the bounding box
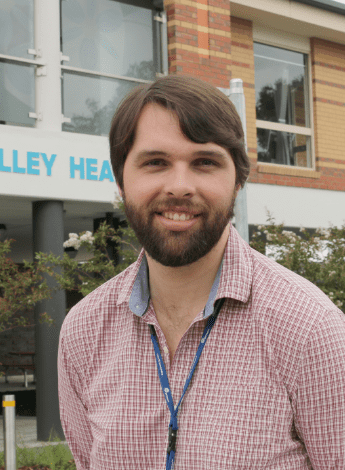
[109,74,250,192]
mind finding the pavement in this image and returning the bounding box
[0,375,68,453]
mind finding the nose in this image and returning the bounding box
[163,164,196,198]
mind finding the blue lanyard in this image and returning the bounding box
[149,298,225,470]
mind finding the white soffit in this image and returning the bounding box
[253,25,310,53]
[230,0,345,46]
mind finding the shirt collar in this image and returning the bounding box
[117,222,253,318]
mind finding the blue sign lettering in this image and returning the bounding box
[27,152,40,175]
[0,149,114,182]
[86,158,98,181]
[99,161,115,182]
[0,149,11,172]
[13,150,25,174]
[41,153,57,176]
[0,149,58,176]
[70,157,85,179]
[69,157,114,182]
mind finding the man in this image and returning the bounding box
[58,75,345,469]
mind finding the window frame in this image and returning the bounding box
[59,1,168,127]
[0,50,46,125]
[253,32,315,170]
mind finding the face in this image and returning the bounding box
[117,103,240,268]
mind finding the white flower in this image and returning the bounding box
[264,230,268,235]
[80,231,94,244]
[329,292,334,297]
[266,233,274,241]
[257,231,261,236]
[335,300,343,308]
[328,271,336,276]
[317,228,331,238]
[69,233,79,239]
[258,225,263,230]
[65,238,81,250]
[112,193,123,209]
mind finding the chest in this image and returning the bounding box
[153,305,205,363]
[85,318,297,470]
[160,323,188,364]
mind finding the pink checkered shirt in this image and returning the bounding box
[58,223,345,469]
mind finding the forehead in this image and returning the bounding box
[135,103,184,138]
[131,103,232,159]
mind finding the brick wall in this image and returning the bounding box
[164,0,231,87]
[164,1,345,191]
[229,17,257,178]
[311,38,345,191]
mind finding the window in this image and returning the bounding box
[60,0,164,136]
[254,43,312,168]
[0,0,38,127]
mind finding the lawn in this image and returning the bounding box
[0,433,76,470]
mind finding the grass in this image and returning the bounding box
[0,429,76,469]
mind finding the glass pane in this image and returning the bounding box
[61,0,156,81]
[0,61,36,127]
[62,71,139,136]
[254,43,309,127]
[257,128,311,168]
[0,0,34,59]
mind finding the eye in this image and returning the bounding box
[200,159,217,166]
[144,159,218,167]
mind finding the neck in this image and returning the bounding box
[147,224,229,327]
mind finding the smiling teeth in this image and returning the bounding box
[162,212,195,221]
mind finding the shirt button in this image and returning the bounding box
[163,347,169,354]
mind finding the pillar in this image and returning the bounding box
[32,200,66,442]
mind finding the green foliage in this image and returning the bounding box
[1,200,344,359]
[249,209,345,313]
[0,239,55,334]
[34,200,141,310]
[0,431,76,469]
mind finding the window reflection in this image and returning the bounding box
[0,61,36,127]
[257,129,310,167]
[61,0,156,81]
[254,43,309,127]
[0,0,34,58]
[62,72,139,135]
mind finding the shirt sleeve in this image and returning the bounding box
[58,331,93,470]
[294,308,345,469]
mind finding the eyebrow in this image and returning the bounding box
[134,149,228,163]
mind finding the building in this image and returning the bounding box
[1,0,345,437]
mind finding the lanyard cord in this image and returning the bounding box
[149,297,225,470]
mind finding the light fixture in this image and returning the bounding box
[0,224,7,242]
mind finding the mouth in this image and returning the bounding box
[156,212,201,220]
[155,212,201,216]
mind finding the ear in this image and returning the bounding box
[117,184,123,199]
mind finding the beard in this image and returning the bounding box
[119,190,237,268]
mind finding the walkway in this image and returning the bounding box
[0,375,68,453]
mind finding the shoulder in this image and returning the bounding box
[249,246,337,316]
[244,247,345,389]
[59,261,136,355]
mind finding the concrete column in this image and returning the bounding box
[32,201,66,442]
